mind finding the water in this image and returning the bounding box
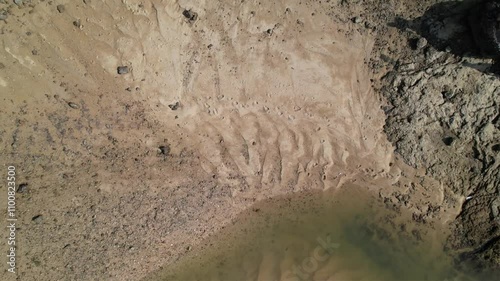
[146,186,482,281]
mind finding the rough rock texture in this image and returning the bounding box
[371,0,500,272]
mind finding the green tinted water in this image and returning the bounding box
[146,186,483,281]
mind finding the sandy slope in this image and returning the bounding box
[0,0,471,280]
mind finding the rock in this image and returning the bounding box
[32,215,43,223]
[0,13,7,21]
[13,0,22,6]
[425,48,443,63]
[352,17,362,24]
[32,49,38,55]
[182,9,198,22]
[56,4,65,13]
[83,0,91,4]
[73,19,81,28]
[416,37,427,50]
[117,66,129,74]
[399,63,417,72]
[168,101,180,110]
[158,145,170,156]
[16,183,28,193]
[68,102,80,109]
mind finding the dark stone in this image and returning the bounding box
[182,9,198,22]
[32,215,43,223]
[68,102,80,109]
[158,145,170,156]
[16,183,28,193]
[168,101,180,110]
[56,4,65,13]
[73,19,82,28]
[117,66,129,74]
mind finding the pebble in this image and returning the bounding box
[56,4,65,13]
[182,9,198,22]
[32,214,43,223]
[117,66,129,74]
[416,37,428,50]
[0,14,7,21]
[14,0,22,6]
[16,183,28,193]
[158,145,170,156]
[352,17,362,24]
[168,101,180,110]
[73,19,81,28]
[68,102,80,109]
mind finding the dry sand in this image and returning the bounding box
[0,0,498,280]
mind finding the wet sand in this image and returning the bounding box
[146,185,474,281]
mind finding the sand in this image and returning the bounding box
[0,0,498,280]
